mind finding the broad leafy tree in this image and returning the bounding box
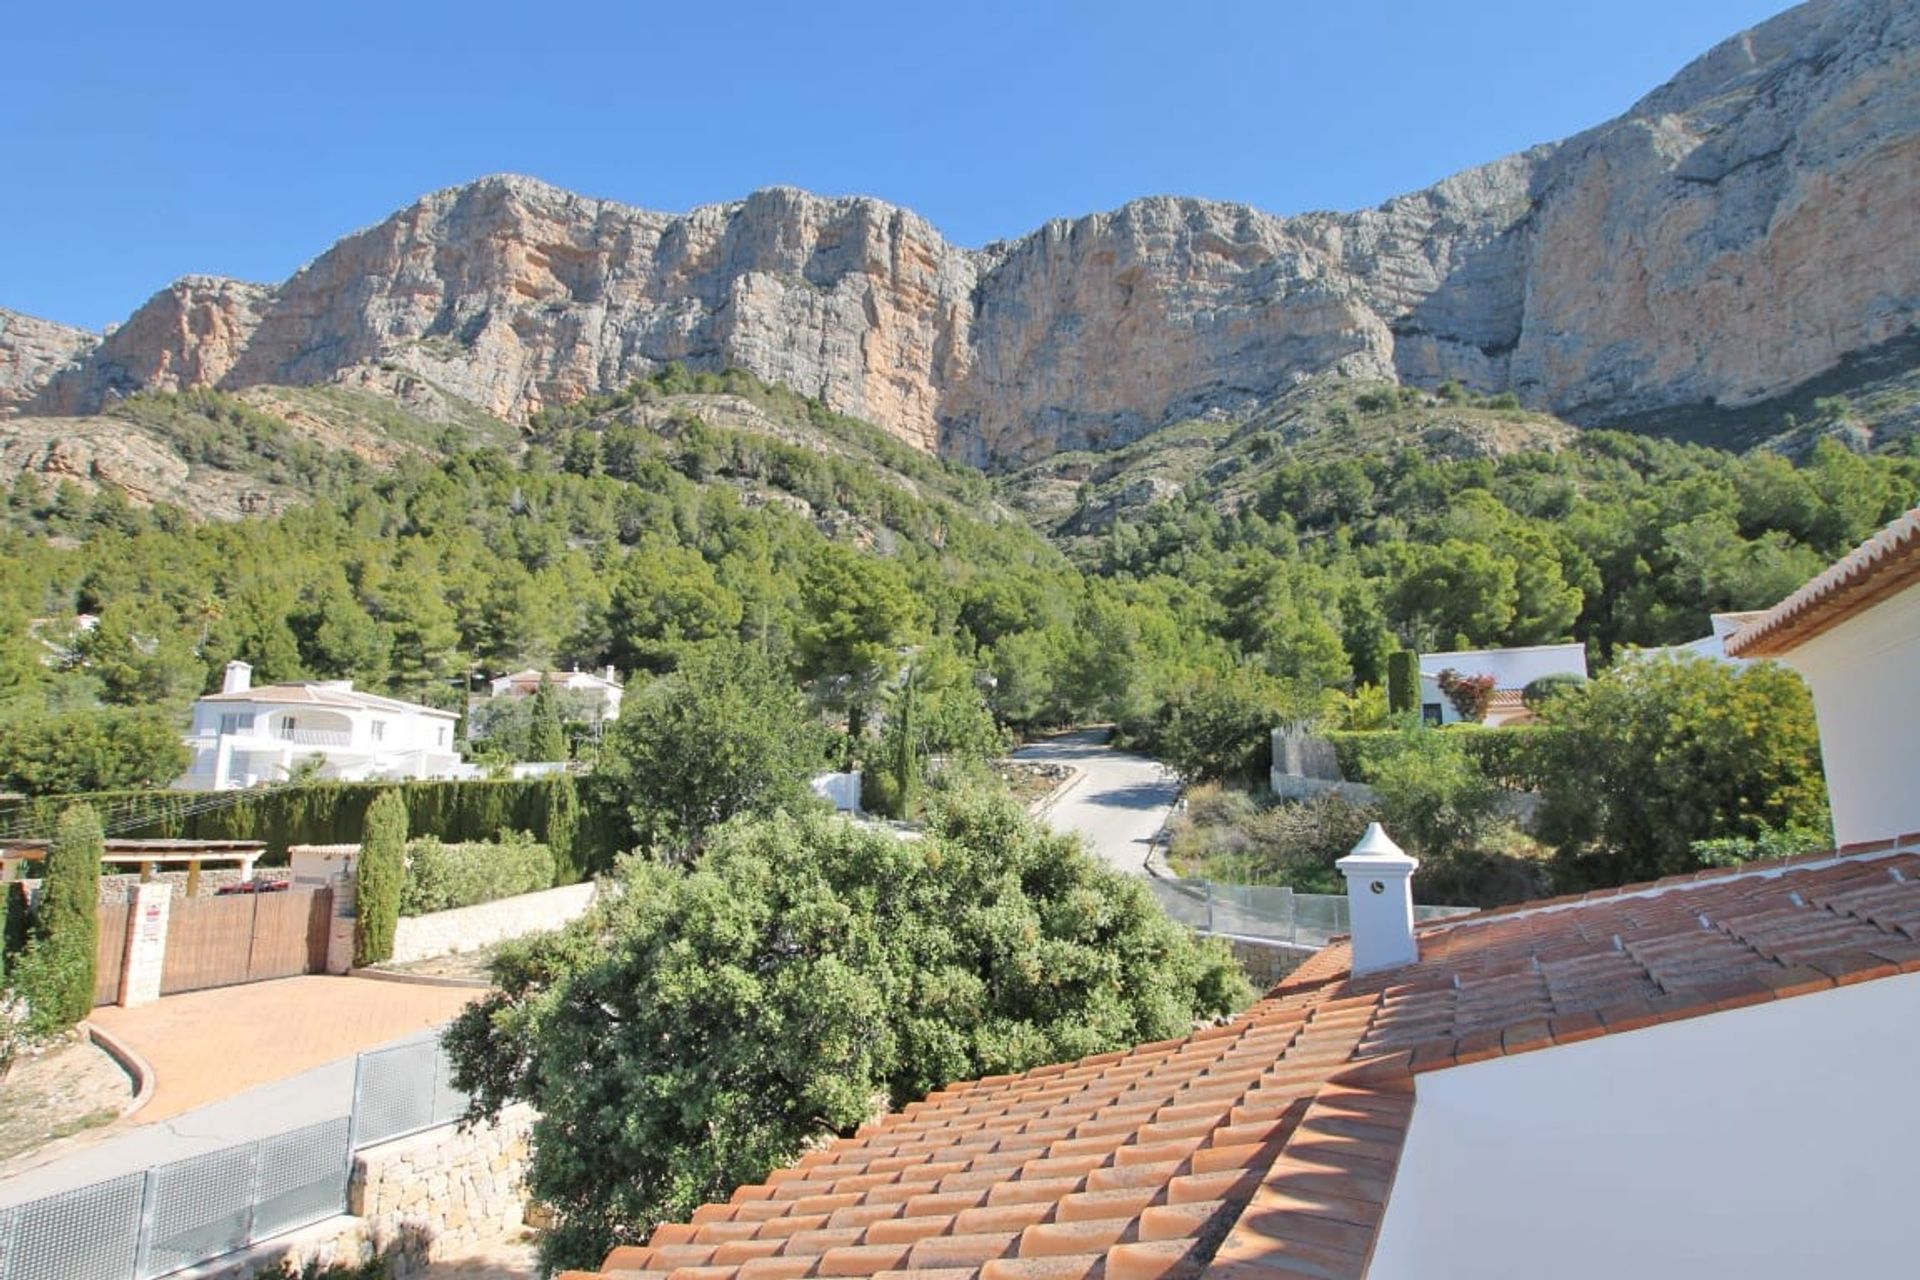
[593,641,830,858]
[444,791,1249,1269]
[1533,654,1829,886]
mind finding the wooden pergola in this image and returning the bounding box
[0,838,270,897]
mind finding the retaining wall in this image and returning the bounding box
[390,881,597,963]
[1220,935,1318,989]
[350,1103,538,1269]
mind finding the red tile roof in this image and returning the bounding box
[566,839,1920,1280]
[1727,505,1920,657]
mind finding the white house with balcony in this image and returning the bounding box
[177,662,466,790]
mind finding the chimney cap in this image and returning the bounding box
[1337,822,1418,875]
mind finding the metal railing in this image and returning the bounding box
[0,1037,468,1280]
[273,729,353,748]
[1146,877,1474,949]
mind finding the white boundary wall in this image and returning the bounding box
[1368,971,1920,1279]
[390,881,596,963]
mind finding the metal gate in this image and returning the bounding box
[159,887,331,995]
[94,900,130,1006]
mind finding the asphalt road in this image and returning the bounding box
[1015,729,1180,876]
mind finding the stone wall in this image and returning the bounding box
[389,881,597,964]
[1221,935,1317,990]
[94,868,275,906]
[349,1103,537,1272]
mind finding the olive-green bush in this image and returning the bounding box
[399,832,556,917]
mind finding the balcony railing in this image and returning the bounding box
[272,728,353,748]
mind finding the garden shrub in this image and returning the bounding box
[1324,726,1548,790]
[444,792,1249,1268]
[1169,786,1377,893]
[399,831,556,916]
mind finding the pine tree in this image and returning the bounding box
[354,791,408,966]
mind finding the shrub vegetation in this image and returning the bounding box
[398,832,555,916]
[445,791,1249,1269]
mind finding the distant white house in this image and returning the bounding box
[1629,610,1768,667]
[1419,642,1588,727]
[485,667,624,722]
[178,661,466,790]
[1727,507,1920,848]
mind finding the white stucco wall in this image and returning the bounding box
[389,881,598,963]
[1368,971,1920,1280]
[1778,588,1920,847]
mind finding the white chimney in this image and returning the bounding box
[222,660,253,694]
[1337,823,1420,975]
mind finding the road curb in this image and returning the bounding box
[1028,765,1086,818]
[84,1020,156,1122]
[348,966,490,990]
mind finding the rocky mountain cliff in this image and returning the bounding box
[3,0,1914,466]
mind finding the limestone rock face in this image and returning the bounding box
[0,308,97,414]
[4,0,1914,464]
[1509,0,1920,418]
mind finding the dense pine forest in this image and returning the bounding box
[2,368,1916,802]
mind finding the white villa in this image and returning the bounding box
[177,661,465,790]
[484,666,625,722]
[1628,609,1767,667]
[1418,641,1588,726]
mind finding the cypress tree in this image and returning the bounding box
[354,790,408,967]
[892,666,918,818]
[529,675,568,762]
[38,804,103,1026]
[1387,650,1420,716]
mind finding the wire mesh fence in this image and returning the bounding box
[0,1038,453,1280]
[349,1036,472,1149]
[0,1172,145,1280]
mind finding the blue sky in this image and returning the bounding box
[7,0,1791,331]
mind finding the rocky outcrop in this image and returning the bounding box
[0,308,97,414]
[4,0,1914,464]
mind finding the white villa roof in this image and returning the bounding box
[198,681,459,719]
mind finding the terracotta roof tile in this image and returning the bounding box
[1726,504,1920,656]
[583,841,1920,1280]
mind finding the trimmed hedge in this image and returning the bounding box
[399,832,556,916]
[0,776,624,885]
[1324,726,1554,791]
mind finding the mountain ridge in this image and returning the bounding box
[2,0,1913,467]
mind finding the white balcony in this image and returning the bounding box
[270,728,354,748]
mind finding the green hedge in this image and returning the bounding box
[1324,726,1553,791]
[399,832,556,916]
[0,777,623,884]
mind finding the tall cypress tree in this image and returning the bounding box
[32,804,103,1027]
[529,675,568,763]
[354,790,408,966]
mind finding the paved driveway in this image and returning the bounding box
[1016,729,1180,876]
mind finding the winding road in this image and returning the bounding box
[1015,729,1180,876]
